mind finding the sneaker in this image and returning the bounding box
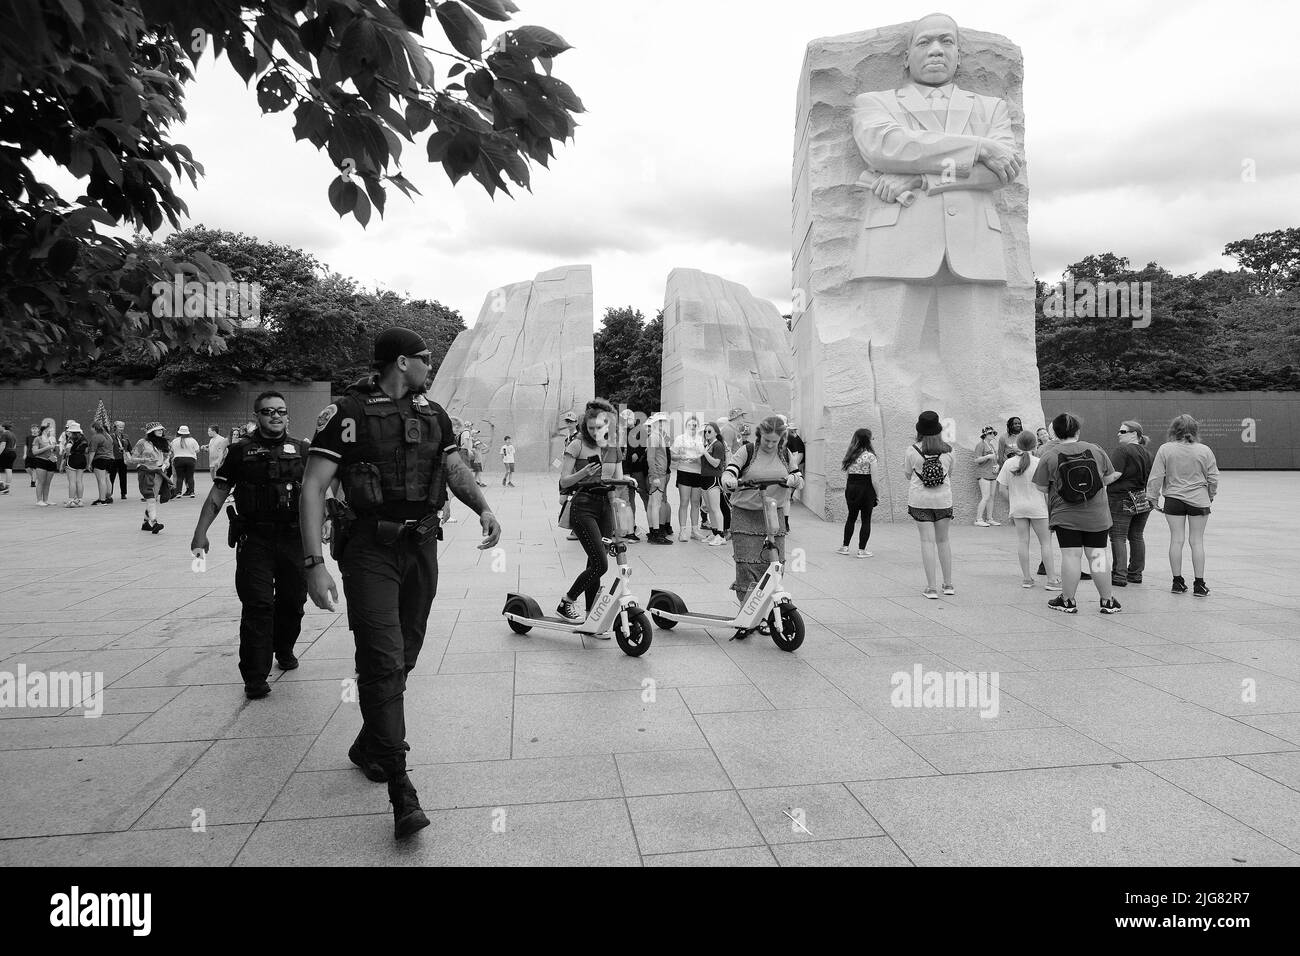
[141,519,152,531]
[942,583,955,596]
[1036,562,1046,576]
[1171,576,1188,594]
[974,520,990,527]
[1099,597,1122,614]
[837,545,850,555]
[858,550,873,558]
[707,535,727,547]
[922,587,939,600]
[678,530,689,542]
[1110,577,1128,588]
[1021,578,1034,588]
[691,529,709,542]
[37,501,49,507]
[91,499,102,506]
[1193,579,1210,597]
[1080,571,1092,580]
[445,516,459,523]
[556,598,584,622]
[1047,595,1078,614]
[1126,572,1142,584]
[989,520,1002,526]
[566,531,579,541]
[1044,579,1063,591]
[244,681,271,700]
[63,500,75,508]
[623,532,640,542]
[648,532,672,546]
[276,653,299,671]
[150,521,164,534]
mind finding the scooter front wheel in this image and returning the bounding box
[769,603,805,652]
[615,609,653,657]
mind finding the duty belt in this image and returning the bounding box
[356,512,442,545]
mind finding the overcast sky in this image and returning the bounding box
[44,0,1300,326]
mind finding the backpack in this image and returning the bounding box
[737,441,790,478]
[912,444,946,487]
[1056,448,1103,503]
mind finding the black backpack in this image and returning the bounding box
[912,444,946,487]
[1056,448,1103,503]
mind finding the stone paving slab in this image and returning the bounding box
[1,471,1297,865]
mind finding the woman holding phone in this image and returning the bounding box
[555,399,625,627]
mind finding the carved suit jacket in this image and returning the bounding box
[851,84,1018,282]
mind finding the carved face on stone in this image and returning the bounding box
[906,13,960,87]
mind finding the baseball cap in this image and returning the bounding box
[372,327,429,366]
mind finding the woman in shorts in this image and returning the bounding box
[28,418,60,506]
[904,411,955,599]
[1032,413,1122,614]
[698,422,727,546]
[1146,414,1218,597]
[973,424,1001,526]
[128,422,170,533]
[670,415,706,541]
[88,421,117,505]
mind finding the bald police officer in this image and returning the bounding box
[299,328,502,841]
[190,390,309,700]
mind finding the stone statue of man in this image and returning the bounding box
[851,12,1023,282]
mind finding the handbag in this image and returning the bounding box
[557,495,572,530]
[1122,490,1152,515]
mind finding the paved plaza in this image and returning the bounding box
[0,472,1298,866]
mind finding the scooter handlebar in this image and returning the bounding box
[571,477,639,494]
[735,478,794,490]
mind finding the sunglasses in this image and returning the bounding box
[257,407,289,417]
[407,351,432,364]
[1117,428,1130,434]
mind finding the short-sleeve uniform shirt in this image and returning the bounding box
[309,387,456,520]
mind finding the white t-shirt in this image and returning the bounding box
[171,437,200,459]
[996,453,1048,519]
[671,433,705,474]
[904,445,953,509]
[206,434,229,470]
[501,443,515,464]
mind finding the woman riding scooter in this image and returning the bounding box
[720,415,804,632]
[556,399,625,630]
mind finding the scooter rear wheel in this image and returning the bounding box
[504,596,534,634]
[646,591,679,629]
[615,609,653,657]
[769,603,805,652]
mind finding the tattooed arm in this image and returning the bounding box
[443,450,501,549]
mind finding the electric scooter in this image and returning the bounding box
[503,478,653,657]
[647,479,805,651]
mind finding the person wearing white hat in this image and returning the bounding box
[644,412,674,544]
[60,420,88,507]
[170,425,200,497]
[127,422,170,532]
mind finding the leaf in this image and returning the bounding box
[298,15,331,56]
[256,72,295,113]
[448,62,466,77]
[435,1,487,60]
[405,100,436,134]
[465,68,493,100]
[398,0,427,32]
[462,0,518,21]
[361,174,386,216]
[293,101,331,147]
[339,17,389,77]
[328,175,358,217]
[506,25,572,59]
[352,187,372,227]
[425,130,454,162]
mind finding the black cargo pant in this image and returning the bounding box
[339,519,439,780]
[107,458,129,498]
[235,524,307,684]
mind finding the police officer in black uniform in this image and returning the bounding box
[300,328,502,841]
[190,390,310,700]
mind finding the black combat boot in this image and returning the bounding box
[388,773,430,839]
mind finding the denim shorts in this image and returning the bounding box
[1163,497,1211,517]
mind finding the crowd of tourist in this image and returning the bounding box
[1,401,1223,610]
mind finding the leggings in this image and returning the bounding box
[567,493,613,610]
[843,474,876,549]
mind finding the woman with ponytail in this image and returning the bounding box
[996,430,1058,589]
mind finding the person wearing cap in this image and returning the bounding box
[169,425,200,498]
[59,420,89,507]
[645,412,674,544]
[299,327,502,841]
[190,390,311,699]
[904,410,956,599]
[108,421,131,502]
[127,422,170,532]
[973,425,1001,527]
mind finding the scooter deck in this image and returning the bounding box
[507,613,602,635]
[657,611,742,624]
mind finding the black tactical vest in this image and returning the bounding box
[231,434,309,522]
[339,379,447,514]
